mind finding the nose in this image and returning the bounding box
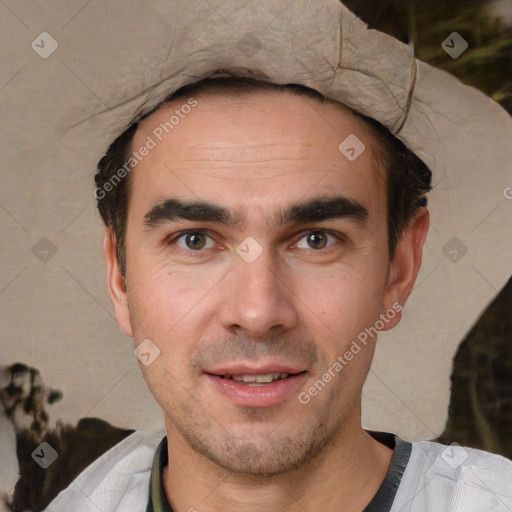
[218,247,299,338]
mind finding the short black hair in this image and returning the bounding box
[94,76,432,276]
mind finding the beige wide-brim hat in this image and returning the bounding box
[1,0,510,438]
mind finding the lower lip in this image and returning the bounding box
[205,373,307,407]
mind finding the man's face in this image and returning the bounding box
[110,89,406,475]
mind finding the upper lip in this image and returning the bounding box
[205,363,307,376]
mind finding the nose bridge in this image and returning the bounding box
[235,243,284,307]
[241,251,279,296]
[219,241,298,336]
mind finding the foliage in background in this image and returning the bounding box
[437,277,512,459]
[342,0,512,113]
[0,363,134,511]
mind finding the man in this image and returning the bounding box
[44,0,512,511]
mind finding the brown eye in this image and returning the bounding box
[186,232,206,250]
[173,231,214,251]
[295,230,338,250]
[306,231,328,249]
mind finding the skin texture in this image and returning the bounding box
[104,89,429,512]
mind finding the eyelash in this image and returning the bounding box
[166,229,346,253]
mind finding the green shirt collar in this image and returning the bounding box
[146,436,172,512]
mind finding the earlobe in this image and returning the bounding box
[103,229,133,337]
[380,207,430,331]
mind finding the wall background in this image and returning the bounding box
[1,2,511,506]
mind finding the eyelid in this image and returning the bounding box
[292,229,345,250]
[166,228,346,252]
[167,229,216,251]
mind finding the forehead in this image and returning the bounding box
[129,87,386,220]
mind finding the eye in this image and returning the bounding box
[295,230,339,250]
[172,230,216,251]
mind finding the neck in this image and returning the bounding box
[162,417,393,512]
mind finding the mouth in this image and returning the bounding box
[204,367,308,407]
[209,372,306,386]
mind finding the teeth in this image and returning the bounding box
[230,373,289,383]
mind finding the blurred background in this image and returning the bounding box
[1,0,511,510]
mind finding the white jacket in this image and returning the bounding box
[43,429,512,511]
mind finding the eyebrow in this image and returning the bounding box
[143,195,369,230]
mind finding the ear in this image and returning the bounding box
[103,229,133,337]
[380,207,430,331]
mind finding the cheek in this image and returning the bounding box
[126,254,221,355]
[296,264,384,335]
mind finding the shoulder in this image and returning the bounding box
[43,428,165,512]
[393,438,512,511]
